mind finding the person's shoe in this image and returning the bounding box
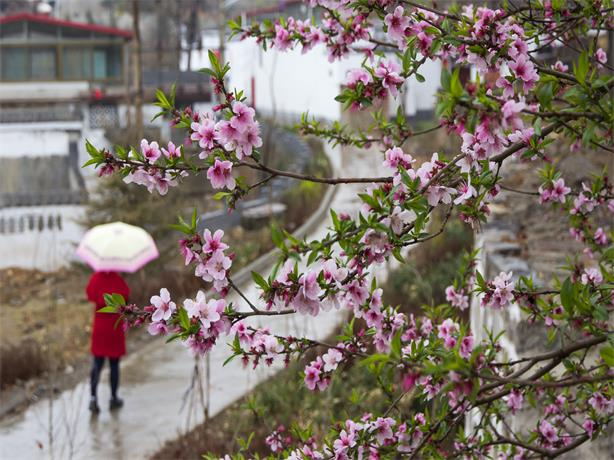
[109,397,124,410]
[89,400,100,414]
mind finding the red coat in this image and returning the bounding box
[87,271,130,358]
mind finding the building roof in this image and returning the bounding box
[237,0,303,18]
[0,12,132,39]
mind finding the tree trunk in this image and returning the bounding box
[132,0,144,143]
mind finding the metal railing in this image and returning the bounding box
[0,190,87,208]
[0,105,83,123]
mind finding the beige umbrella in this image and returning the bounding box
[76,222,159,272]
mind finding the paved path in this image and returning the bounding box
[0,146,385,460]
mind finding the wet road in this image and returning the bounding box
[0,146,385,459]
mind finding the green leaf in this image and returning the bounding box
[97,306,118,313]
[391,247,405,264]
[208,49,220,73]
[103,292,125,307]
[573,52,589,84]
[533,117,542,137]
[81,158,100,168]
[600,346,614,367]
[111,293,125,305]
[213,192,231,200]
[474,271,487,291]
[191,208,198,230]
[169,82,176,106]
[270,225,285,249]
[450,67,463,98]
[169,223,192,235]
[390,331,402,359]
[330,209,340,231]
[359,353,389,367]
[223,353,238,366]
[85,139,100,158]
[198,67,216,77]
[560,278,575,314]
[155,88,171,109]
[165,333,183,343]
[251,271,268,290]
[178,307,190,330]
[440,68,451,91]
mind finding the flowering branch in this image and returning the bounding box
[85,1,614,458]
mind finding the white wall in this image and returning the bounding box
[0,127,75,158]
[406,58,442,115]
[186,34,441,122]
[0,205,85,271]
[227,41,343,121]
[0,81,89,102]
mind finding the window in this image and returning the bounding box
[93,46,121,79]
[106,46,121,78]
[63,47,91,79]
[1,47,28,80]
[93,48,107,79]
[31,47,57,79]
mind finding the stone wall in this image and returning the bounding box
[468,152,613,458]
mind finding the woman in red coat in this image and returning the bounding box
[86,271,130,413]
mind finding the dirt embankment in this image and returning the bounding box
[1,267,90,384]
[0,267,152,416]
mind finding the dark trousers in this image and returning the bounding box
[90,356,120,399]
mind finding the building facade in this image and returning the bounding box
[0,13,132,270]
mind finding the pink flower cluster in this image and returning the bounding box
[463,7,538,94]
[273,17,327,53]
[303,346,345,391]
[539,178,571,204]
[304,356,332,391]
[323,412,435,457]
[506,389,524,414]
[436,319,474,359]
[414,153,458,206]
[231,323,287,367]
[184,290,229,332]
[538,419,559,446]
[569,182,613,216]
[481,271,515,309]
[191,229,233,292]
[191,101,262,161]
[588,392,614,414]
[186,101,263,191]
[437,318,459,349]
[122,139,183,195]
[354,287,406,353]
[581,267,603,286]
[384,6,440,55]
[149,288,176,322]
[268,259,348,315]
[344,59,404,109]
[250,4,374,63]
[446,285,469,311]
[145,288,230,356]
[265,425,291,453]
[147,288,176,336]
